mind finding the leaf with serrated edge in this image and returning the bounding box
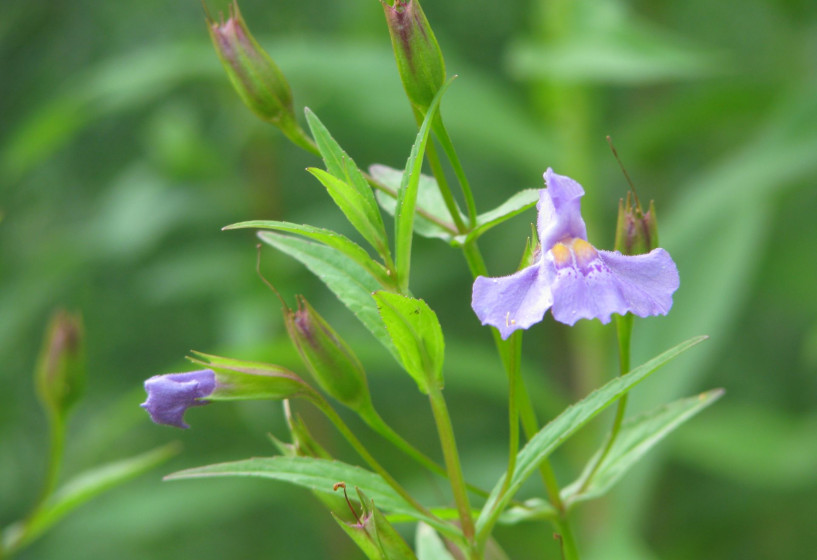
[373,292,445,394]
[258,231,398,359]
[394,77,455,291]
[563,388,724,505]
[166,456,454,538]
[225,220,394,288]
[475,335,707,533]
[304,108,383,227]
[307,167,390,258]
[455,189,539,245]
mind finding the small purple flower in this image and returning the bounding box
[472,168,679,339]
[140,369,216,429]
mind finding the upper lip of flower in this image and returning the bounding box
[471,168,680,339]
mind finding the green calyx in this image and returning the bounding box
[285,296,372,412]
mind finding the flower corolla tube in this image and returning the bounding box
[471,168,679,339]
[140,370,216,429]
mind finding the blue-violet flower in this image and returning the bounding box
[140,369,216,429]
[472,168,679,339]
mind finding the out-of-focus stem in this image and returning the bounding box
[576,313,633,496]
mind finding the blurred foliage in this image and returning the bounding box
[2,0,816,558]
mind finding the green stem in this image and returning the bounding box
[414,111,468,233]
[312,396,446,532]
[462,239,579,558]
[279,117,321,157]
[358,403,492,499]
[575,313,633,497]
[4,412,67,557]
[496,332,522,502]
[363,171,458,235]
[37,412,66,509]
[427,383,477,557]
[432,117,478,226]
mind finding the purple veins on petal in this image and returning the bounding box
[140,369,216,429]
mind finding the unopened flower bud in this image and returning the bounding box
[35,310,85,418]
[285,296,371,412]
[615,192,659,255]
[382,0,446,114]
[208,0,316,153]
[141,354,315,429]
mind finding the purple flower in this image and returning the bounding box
[140,370,216,429]
[472,169,679,339]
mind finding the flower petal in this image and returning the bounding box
[140,370,216,429]
[472,263,553,339]
[549,248,679,326]
[538,168,588,251]
[600,248,679,317]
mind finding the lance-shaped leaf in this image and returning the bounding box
[258,231,398,360]
[370,164,460,241]
[307,167,391,260]
[394,77,455,291]
[371,165,538,248]
[305,109,390,260]
[224,220,395,289]
[2,444,178,554]
[475,335,707,534]
[562,388,724,505]
[416,522,456,560]
[453,189,540,246]
[373,292,445,394]
[165,456,454,537]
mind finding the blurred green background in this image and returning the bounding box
[2,0,816,558]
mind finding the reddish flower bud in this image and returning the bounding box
[35,310,85,418]
[382,0,446,115]
[615,192,659,255]
[285,296,372,412]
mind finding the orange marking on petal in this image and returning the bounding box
[551,243,571,265]
[571,238,599,267]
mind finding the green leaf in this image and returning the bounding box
[455,189,540,245]
[394,77,455,291]
[304,109,389,257]
[225,219,395,289]
[2,444,178,554]
[475,335,706,534]
[165,456,451,536]
[416,522,456,560]
[357,487,418,560]
[307,167,391,260]
[562,388,724,505]
[372,292,445,394]
[370,164,460,242]
[258,231,398,360]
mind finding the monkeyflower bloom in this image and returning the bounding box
[472,169,679,339]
